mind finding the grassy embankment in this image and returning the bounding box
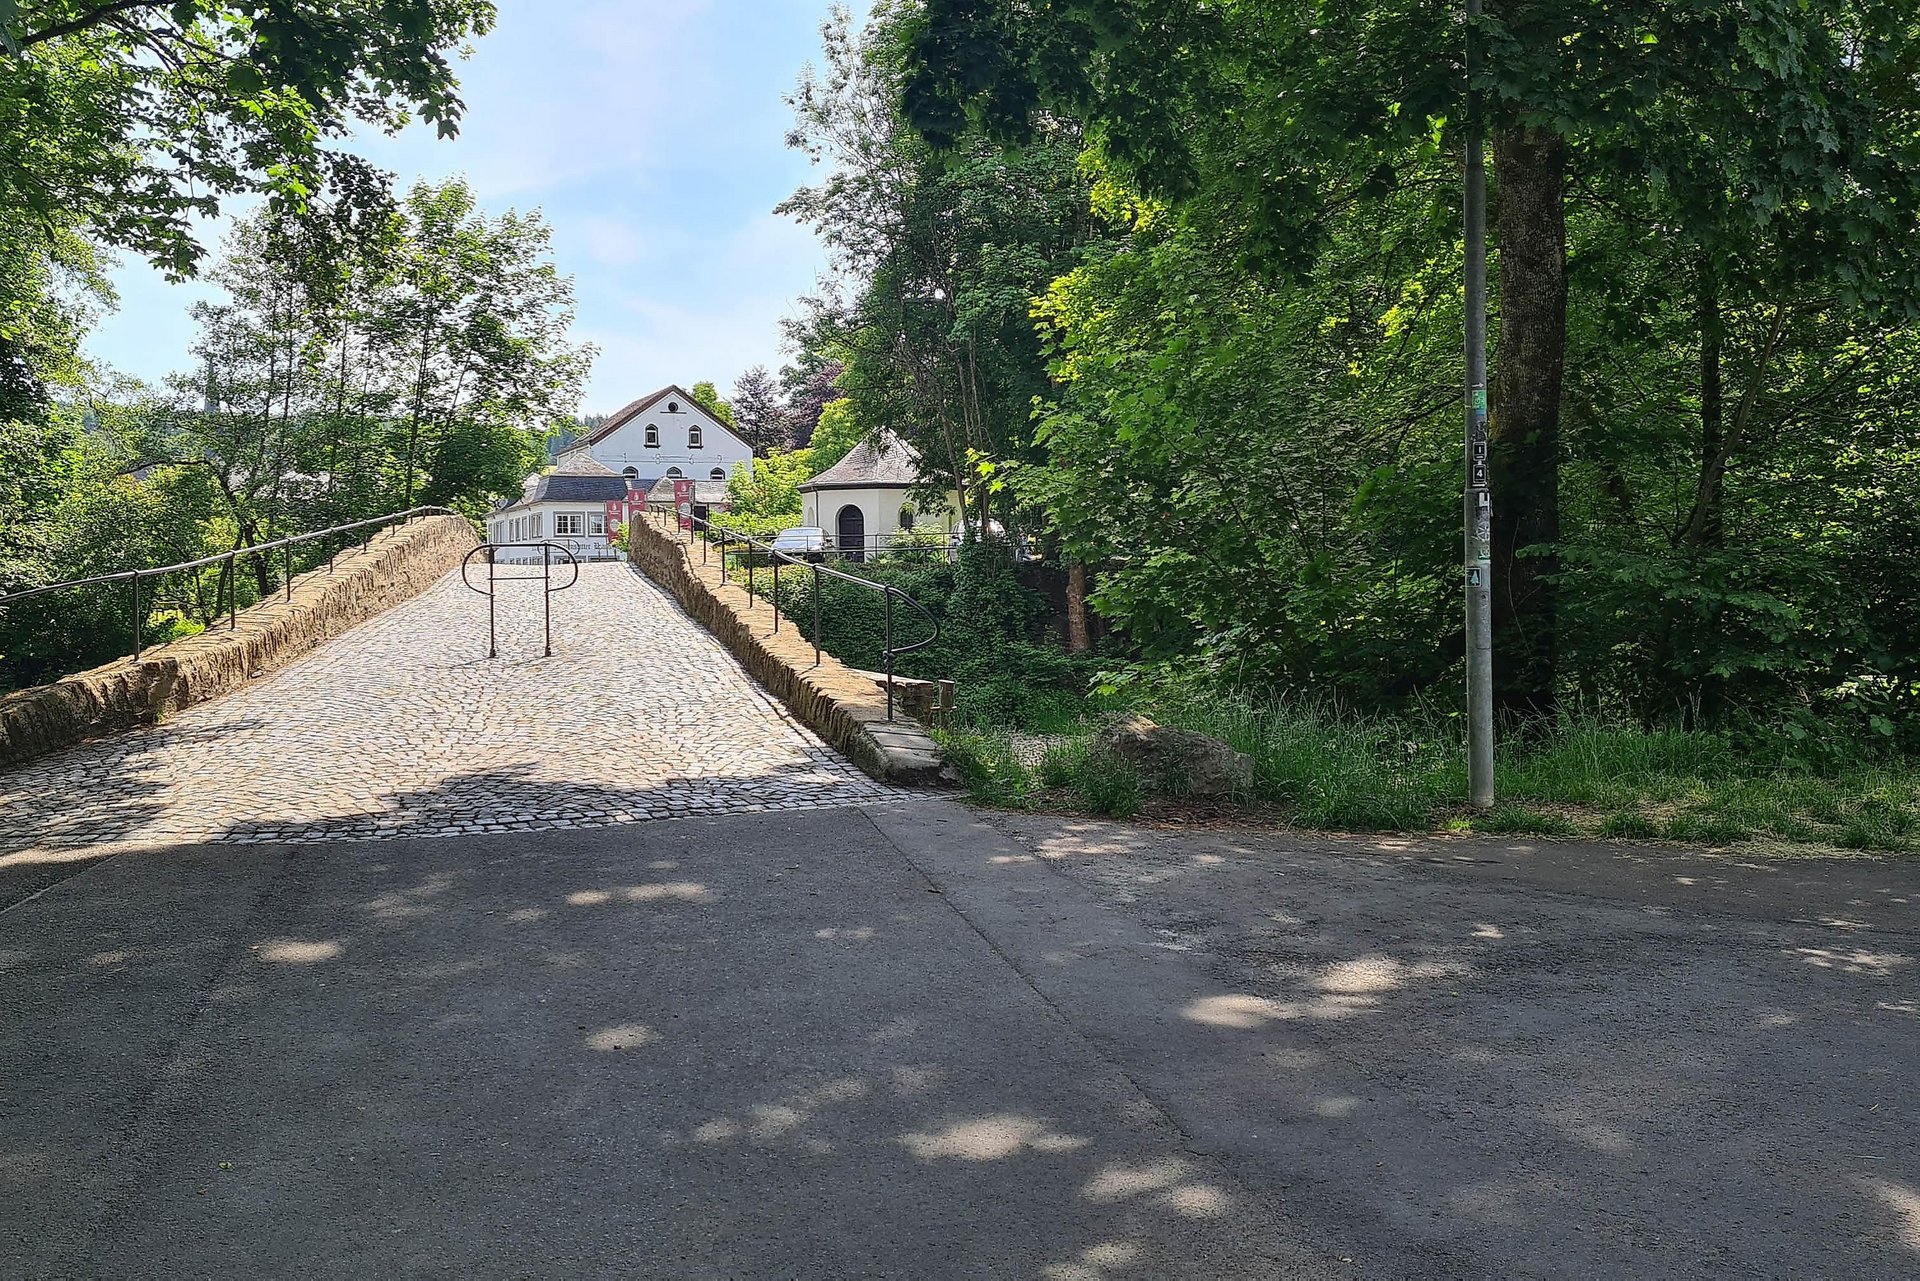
[936,691,1920,855]
[717,552,1915,854]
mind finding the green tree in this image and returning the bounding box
[1027,160,1462,699]
[689,380,736,429]
[906,0,1920,716]
[781,3,1097,531]
[0,209,107,591]
[729,364,786,453]
[371,180,592,508]
[807,398,865,473]
[725,448,815,537]
[0,0,496,277]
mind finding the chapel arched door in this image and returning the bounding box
[836,504,866,563]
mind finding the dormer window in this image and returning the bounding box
[688,425,703,449]
[644,423,659,447]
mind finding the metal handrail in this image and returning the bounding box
[461,542,581,659]
[0,506,464,662]
[670,513,941,721]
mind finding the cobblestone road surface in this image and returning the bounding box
[0,564,899,855]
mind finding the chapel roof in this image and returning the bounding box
[796,431,922,492]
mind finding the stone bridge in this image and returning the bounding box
[0,517,912,872]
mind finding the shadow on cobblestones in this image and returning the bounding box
[0,564,903,869]
[0,719,277,902]
[208,764,914,846]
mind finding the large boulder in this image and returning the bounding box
[1093,714,1253,798]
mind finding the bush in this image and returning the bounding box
[1037,740,1089,789]
[936,730,1033,806]
[752,540,1103,729]
[1073,745,1144,819]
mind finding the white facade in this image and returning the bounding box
[486,503,621,563]
[802,486,958,553]
[797,431,959,558]
[485,388,752,564]
[574,387,751,490]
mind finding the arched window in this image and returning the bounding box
[666,466,683,478]
[644,424,659,447]
[688,425,703,448]
[710,467,726,481]
[622,466,639,487]
[899,507,915,530]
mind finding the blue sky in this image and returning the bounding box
[82,0,843,417]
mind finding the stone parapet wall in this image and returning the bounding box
[0,515,477,769]
[627,515,954,787]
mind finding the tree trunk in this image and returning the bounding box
[1690,259,1724,547]
[1065,559,1090,653]
[1489,125,1566,722]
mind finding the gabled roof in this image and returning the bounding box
[797,431,923,492]
[499,453,632,509]
[571,384,744,452]
[644,476,731,505]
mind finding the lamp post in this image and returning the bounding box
[1463,0,1495,808]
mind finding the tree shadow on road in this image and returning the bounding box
[979,813,1920,1278]
[0,807,1350,1279]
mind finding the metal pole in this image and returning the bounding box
[228,552,237,630]
[487,545,498,659]
[542,542,553,659]
[1464,0,1495,809]
[130,571,141,661]
[812,564,822,667]
[772,554,780,633]
[884,589,895,721]
[284,544,292,602]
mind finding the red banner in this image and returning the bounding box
[674,477,695,530]
[605,495,646,536]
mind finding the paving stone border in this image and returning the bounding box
[0,515,477,769]
[628,516,958,788]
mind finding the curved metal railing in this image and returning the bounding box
[0,506,465,662]
[670,513,941,721]
[461,542,581,659]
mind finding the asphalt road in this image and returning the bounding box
[3,801,1916,1278]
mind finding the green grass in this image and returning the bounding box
[935,730,1034,808]
[939,689,1920,854]
[1471,805,1580,837]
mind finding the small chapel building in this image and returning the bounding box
[798,431,958,559]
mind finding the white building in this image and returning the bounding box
[798,431,958,560]
[567,384,752,492]
[487,386,755,560]
[486,452,630,562]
